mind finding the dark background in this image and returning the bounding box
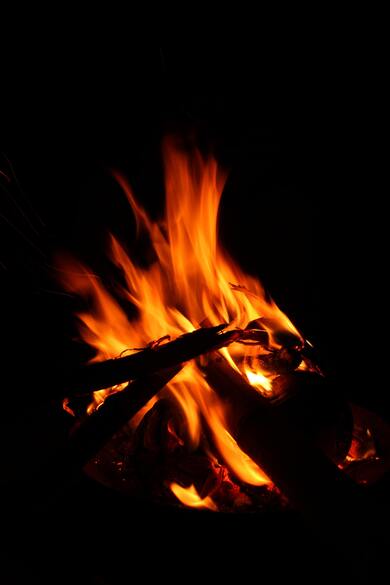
[1,47,387,414]
[1,47,388,582]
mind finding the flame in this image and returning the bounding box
[244,368,273,394]
[170,482,218,511]
[58,139,303,504]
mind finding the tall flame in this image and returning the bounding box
[58,139,303,497]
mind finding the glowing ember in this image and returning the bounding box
[58,138,304,508]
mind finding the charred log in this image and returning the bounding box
[257,347,302,374]
[63,325,241,397]
[271,372,353,463]
[34,366,182,497]
[246,318,303,349]
[202,353,358,515]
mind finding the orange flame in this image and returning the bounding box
[58,139,303,502]
[170,482,218,511]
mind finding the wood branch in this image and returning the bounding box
[202,353,359,516]
[35,366,182,497]
[62,325,242,398]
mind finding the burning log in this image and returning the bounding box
[270,373,353,463]
[37,367,182,496]
[202,353,358,515]
[63,325,241,397]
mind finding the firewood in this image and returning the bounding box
[63,325,242,397]
[246,318,303,349]
[202,353,359,515]
[132,398,181,455]
[34,366,182,497]
[273,372,352,462]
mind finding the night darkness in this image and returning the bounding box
[1,48,388,582]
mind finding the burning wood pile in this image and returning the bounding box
[51,139,388,515]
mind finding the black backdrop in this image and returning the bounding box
[2,47,387,414]
[1,47,388,582]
